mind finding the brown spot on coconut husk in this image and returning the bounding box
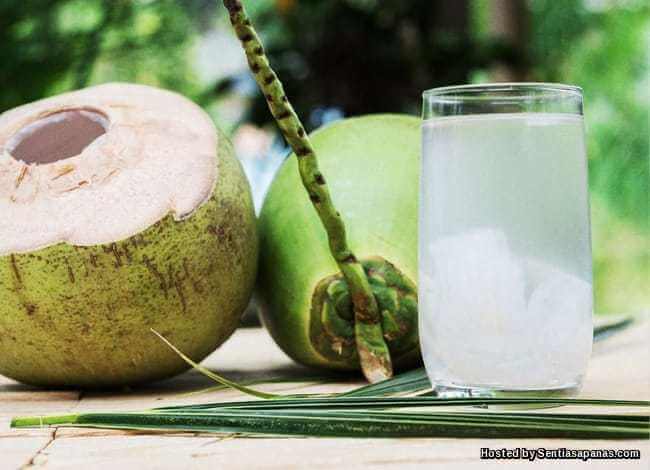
[102,243,123,268]
[174,274,187,313]
[142,255,167,295]
[9,255,22,286]
[183,258,203,294]
[65,259,76,283]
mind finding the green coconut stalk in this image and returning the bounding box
[223,0,394,382]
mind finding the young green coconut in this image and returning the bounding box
[224,1,420,382]
[0,83,257,387]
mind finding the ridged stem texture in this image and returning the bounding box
[223,0,392,382]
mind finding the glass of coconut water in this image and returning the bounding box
[419,83,592,398]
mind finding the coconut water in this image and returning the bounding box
[419,113,592,392]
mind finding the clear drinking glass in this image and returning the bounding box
[419,83,593,398]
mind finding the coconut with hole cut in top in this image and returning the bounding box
[0,83,257,387]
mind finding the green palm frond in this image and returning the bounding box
[12,397,649,439]
[12,317,645,440]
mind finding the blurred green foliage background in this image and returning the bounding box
[1,0,647,315]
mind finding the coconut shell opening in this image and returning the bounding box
[9,109,108,165]
[0,83,219,255]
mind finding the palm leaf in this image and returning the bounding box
[154,396,648,412]
[175,375,338,399]
[11,317,644,439]
[12,406,649,439]
[593,316,635,341]
[340,367,430,397]
[151,329,280,399]
[153,317,635,402]
[12,397,649,439]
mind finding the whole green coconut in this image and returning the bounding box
[258,115,420,372]
[0,83,257,387]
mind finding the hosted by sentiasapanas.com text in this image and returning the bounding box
[480,447,641,462]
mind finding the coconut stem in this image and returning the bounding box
[223,0,392,382]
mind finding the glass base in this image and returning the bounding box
[433,382,582,409]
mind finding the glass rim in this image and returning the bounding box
[423,82,582,101]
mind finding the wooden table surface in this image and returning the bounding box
[1,319,648,469]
